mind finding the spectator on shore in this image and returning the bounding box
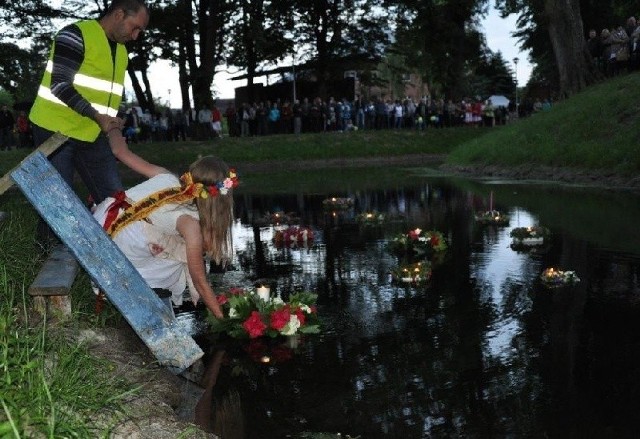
[198,104,212,140]
[224,105,238,137]
[240,103,251,137]
[292,99,302,135]
[211,104,222,138]
[16,110,32,148]
[0,104,15,150]
[483,99,495,127]
[587,29,603,71]
[268,102,280,134]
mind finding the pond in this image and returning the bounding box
[179,168,640,438]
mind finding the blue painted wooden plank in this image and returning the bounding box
[11,152,203,371]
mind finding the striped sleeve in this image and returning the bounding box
[49,24,97,119]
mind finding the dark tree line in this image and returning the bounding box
[0,0,623,112]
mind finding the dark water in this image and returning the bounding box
[182,173,640,438]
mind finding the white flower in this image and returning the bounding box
[272,296,285,306]
[281,314,301,335]
[229,308,238,318]
[299,304,311,313]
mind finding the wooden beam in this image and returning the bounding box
[28,244,78,317]
[29,245,79,297]
[10,152,203,371]
[0,132,68,196]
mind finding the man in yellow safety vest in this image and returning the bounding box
[29,0,149,248]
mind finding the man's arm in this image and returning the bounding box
[107,128,168,178]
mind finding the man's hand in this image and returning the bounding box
[95,113,124,133]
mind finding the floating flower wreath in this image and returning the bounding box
[474,210,510,225]
[391,261,432,284]
[322,197,354,210]
[388,228,448,258]
[510,225,550,247]
[540,268,580,287]
[208,288,320,339]
[273,226,314,248]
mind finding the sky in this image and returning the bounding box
[141,6,533,108]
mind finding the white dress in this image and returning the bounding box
[93,173,200,306]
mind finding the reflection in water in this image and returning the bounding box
[180,176,640,438]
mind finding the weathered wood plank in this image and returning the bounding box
[29,245,78,296]
[11,152,203,371]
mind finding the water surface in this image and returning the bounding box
[184,171,640,438]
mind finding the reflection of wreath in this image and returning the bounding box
[390,261,432,285]
[322,197,354,210]
[259,211,300,225]
[474,210,510,225]
[356,211,386,226]
[273,226,314,248]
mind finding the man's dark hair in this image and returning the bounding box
[106,0,147,16]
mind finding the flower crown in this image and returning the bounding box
[180,169,239,199]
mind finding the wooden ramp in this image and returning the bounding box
[10,151,203,371]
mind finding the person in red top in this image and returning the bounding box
[16,110,32,148]
[211,104,222,138]
[471,99,483,127]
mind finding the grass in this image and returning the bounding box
[0,204,133,437]
[446,73,640,174]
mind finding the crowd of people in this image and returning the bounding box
[587,15,640,76]
[118,95,523,143]
[220,96,515,137]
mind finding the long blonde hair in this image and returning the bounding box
[189,156,235,265]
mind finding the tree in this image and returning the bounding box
[292,0,390,97]
[0,42,45,104]
[225,0,293,93]
[496,0,608,97]
[471,49,517,98]
[391,0,488,100]
[542,0,598,96]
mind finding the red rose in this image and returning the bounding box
[294,307,306,326]
[408,230,419,240]
[216,294,228,305]
[242,311,267,338]
[270,306,291,330]
[229,287,244,296]
[430,235,439,247]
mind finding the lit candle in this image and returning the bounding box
[256,285,270,301]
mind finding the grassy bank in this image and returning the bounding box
[446,72,640,175]
[0,202,133,437]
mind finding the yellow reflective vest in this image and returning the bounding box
[30,20,128,142]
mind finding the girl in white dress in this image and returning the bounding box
[94,137,236,319]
